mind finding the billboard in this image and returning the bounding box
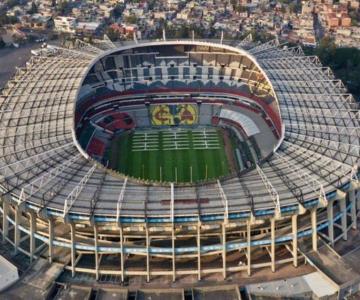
[150,104,198,126]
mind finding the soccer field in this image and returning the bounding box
[109,127,231,183]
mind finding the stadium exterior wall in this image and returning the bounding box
[0,186,358,281]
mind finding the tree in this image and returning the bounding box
[5,0,21,9]
[315,36,336,66]
[250,28,274,43]
[349,10,360,26]
[106,27,119,41]
[289,2,301,14]
[28,1,38,14]
[125,15,137,24]
[57,0,71,15]
[112,4,124,19]
[304,39,360,99]
[0,12,18,25]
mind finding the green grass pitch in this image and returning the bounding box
[109,127,231,183]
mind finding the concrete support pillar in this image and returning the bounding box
[340,199,348,241]
[270,218,275,273]
[29,212,36,263]
[145,225,150,282]
[162,29,166,41]
[14,206,21,254]
[292,214,298,268]
[197,221,201,281]
[350,190,357,230]
[172,226,176,282]
[48,219,54,263]
[311,209,317,252]
[119,226,124,283]
[327,201,334,246]
[247,220,251,276]
[94,225,99,280]
[222,222,226,279]
[2,200,9,242]
[70,223,76,277]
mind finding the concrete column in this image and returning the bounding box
[327,201,334,246]
[119,226,125,282]
[197,221,201,281]
[14,206,21,254]
[311,209,317,252]
[2,200,9,242]
[70,223,76,277]
[222,222,226,279]
[340,199,348,241]
[48,219,54,263]
[270,218,275,273]
[29,212,36,263]
[247,220,251,276]
[172,225,176,282]
[162,29,166,41]
[350,190,357,230]
[145,225,150,282]
[94,225,99,280]
[292,214,298,268]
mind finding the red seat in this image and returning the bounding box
[87,138,106,157]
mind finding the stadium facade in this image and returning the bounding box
[0,37,359,283]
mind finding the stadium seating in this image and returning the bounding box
[87,137,106,158]
[219,109,260,137]
[78,123,96,149]
[96,112,135,131]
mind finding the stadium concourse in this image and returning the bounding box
[0,36,359,291]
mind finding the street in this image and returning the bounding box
[0,42,40,89]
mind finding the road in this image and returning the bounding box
[0,43,41,89]
[313,13,325,43]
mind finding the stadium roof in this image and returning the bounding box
[0,37,358,224]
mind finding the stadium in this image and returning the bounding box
[0,37,359,286]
